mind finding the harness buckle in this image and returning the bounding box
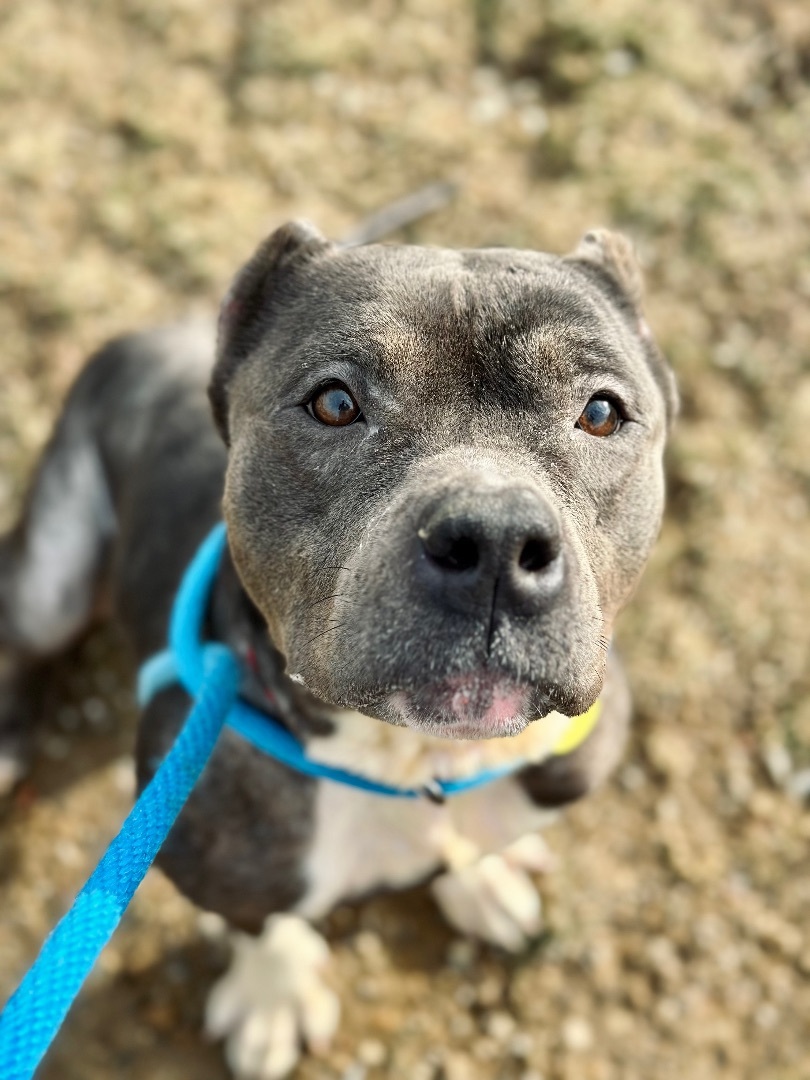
[422,780,447,804]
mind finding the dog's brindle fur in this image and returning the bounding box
[0,225,675,1011]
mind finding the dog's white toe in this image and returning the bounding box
[205,914,340,1080]
[228,1006,298,1080]
[432,849,543,953]
[501,831,555,874]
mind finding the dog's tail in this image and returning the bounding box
[339,180,457,247]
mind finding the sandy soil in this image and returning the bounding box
[1,1,810,1078]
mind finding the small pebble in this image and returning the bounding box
[97,947,123,976]
[655,997,683,1026]
[357,1038,387,1067]
[619,763,646,791]
[509,1031,534,1059]
[787,768,810,802]
[443,1051,477,1080]
[646,728,694,779]
[510,78,541,105]
[82,696,109,726]
[410,1063,439,1080]
[603,48,637,78]
[518,106,549,138]
[754,1002,780,1030]
[54,839,83,867]
[446,1009,473,1039]
[341,1066,366,1080]
[111,756,136,795]
[355,976,381,1001]
[762,741,793,787]
[472,1036,498,1062]
[0,754,26,795]
[561,1016,594,1052]
[476,975,502,1007]
[485,1010,516,1042]
[446,939,477,970]
[354,930,387,970]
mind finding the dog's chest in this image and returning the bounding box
[294,711,560,918]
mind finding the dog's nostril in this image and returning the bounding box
[518,536,558,573]
[424,534,480,573]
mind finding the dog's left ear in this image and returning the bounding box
[567,229,679,425]
[209,221,333,444]
[568,229,644,313]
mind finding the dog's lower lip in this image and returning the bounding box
[389,672,536,737]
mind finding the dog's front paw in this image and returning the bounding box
[205,914,340,1080]
[431,846,544,953]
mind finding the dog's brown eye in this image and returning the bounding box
[577,397,622,437]
[308,383,362,427]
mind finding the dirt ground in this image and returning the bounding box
[1,0,810,1077]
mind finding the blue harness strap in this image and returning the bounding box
[0,644,241,1080]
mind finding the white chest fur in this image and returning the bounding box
[295,709,559,919]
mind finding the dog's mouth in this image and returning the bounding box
[383,672,547,740]
[289,649,603,740]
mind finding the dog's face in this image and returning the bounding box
[210,225,676,739]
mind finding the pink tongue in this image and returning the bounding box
[450,682,526,726]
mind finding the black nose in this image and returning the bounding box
[416,486,564,617]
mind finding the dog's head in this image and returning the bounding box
[209,224,676,739]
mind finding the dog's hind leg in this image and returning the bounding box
[0,409,116,792]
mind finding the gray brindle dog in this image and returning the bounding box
[0,224,676,1078]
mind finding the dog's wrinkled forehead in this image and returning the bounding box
[279,246,637,396]
[360,256,627,397]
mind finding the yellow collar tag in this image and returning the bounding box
[551,698,602,756]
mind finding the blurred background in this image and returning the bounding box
[1,1,809,1078]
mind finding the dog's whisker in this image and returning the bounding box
[300,622,346,651]
[306,593,355,610]
[290,592,357,618]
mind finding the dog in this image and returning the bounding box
[0,223,676,1078]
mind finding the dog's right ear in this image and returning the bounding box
[209,221,332,444]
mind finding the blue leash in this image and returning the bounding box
[0,644,241,1080]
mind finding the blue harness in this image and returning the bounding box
[1,522,594,1078]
